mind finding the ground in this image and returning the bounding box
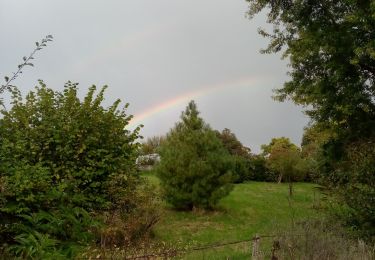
[144,172,322,259]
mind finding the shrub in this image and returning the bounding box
[248,155,278,182]
[231,156,253,183]
[327,139,375,241]
[267,219,375,259]
[99,180,161,248]
[0,81,141,256]
[156,101,234,210]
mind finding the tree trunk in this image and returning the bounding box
[277,173,283,184]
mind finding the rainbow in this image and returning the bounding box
[128,76,262,127]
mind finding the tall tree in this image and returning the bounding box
[216,128,254,183]
[216,128,251,158]
[247,0,375,238]
[246,0,375,139]
[156,101,234,210]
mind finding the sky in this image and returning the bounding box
[0,0,309,153]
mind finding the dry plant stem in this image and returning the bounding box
[1,35,53,94]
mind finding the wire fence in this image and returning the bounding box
[124,234,281,259]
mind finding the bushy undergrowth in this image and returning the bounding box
[266,219,375,259]
[234,155,279,183]
[320,139,375,241]
[98,180,161,248]
[0,81,147,258]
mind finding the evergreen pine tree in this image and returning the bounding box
[156,101,234,210]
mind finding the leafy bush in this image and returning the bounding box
[0,81,141,257]
[248,155,278,182]
[214,128,254,183]
[231,156,252,183]
[327,139,375,241]
[99,180,161,248]
[156,101,234,210]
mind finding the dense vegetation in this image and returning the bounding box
[1,0,374,256]
[0,81,152,258]
[247,0,375,240]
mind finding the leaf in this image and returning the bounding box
[35,42,39,47]
[4,76,9,82]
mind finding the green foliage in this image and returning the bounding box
[140,135,165,155]
[99,179,161,248]
[248,0,375,238]
[8,231,65,259]
[262,137,307,196]
[262,138,305,181]
[271,219,374,259]
[328,140,375,240]
[215,128,255,183]
[156,101,234,210]
[300,124,336,181]
[153,181,322,259]
[229,155,252,183]
[0,81,141,257]
[247,1,375,137]
[248,155,278,182]
[215,128,251,158]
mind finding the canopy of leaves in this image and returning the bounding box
[156,101,234,210]
[247,0,375,138]
[248,0,375,237]
[332,139,375,240]
[139,135,165,155]
[215,128,251,158]
[262,137,306,183]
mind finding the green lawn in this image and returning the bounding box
[143,172,322,259]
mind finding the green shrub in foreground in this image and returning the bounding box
[328,139,375,241]
[0,81,141,257]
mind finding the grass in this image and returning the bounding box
[142,172,323,259]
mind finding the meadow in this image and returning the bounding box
[145,173,322,259]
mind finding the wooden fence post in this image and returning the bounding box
[251,234,260,260]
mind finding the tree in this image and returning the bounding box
[0,81,142,256]
[262,137,306,196]
[246,1,375,138]
[216,128,253,183]
[333,140,375,239]
[216,128,251,158]
[300,124,336,181]
[139,135,165,155]
[247,0,375,237]
[156,101,234,210]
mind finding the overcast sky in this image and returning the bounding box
[0,0,309,153]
